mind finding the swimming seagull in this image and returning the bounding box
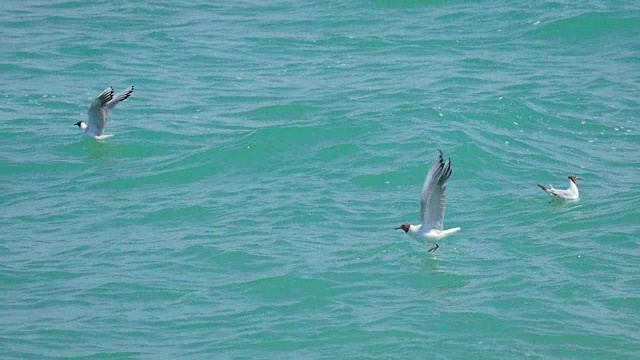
[537,175,581,200]
[75,86,134,139]
[395,150,461,252]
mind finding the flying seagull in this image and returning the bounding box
[395,150,461,252]
[537,175,581,200]
[75,86,134,139]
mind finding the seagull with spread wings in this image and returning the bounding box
[396,150,461,252]
[75,86,134,139]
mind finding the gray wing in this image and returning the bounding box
[548,187,572,198]
[105,86,134,110]
[420,150,452,230]
[538,184,566,198]
[87,87,114,136]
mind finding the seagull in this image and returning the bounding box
[75,86,134,139]
[395,150,461,252]
[537,175,581,200]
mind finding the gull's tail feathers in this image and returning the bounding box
[94,134,114,140]
[443,227,461,237]
[537,184,551,193]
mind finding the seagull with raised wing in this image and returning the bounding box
[395,150,461,252]
[75,86,134,139]
[537,175,581,200]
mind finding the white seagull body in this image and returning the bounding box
[396,150,461,252]
[537,175,581,200]
[75,86,134,139]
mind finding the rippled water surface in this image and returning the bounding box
[2,1,640,358]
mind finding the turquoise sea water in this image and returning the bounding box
[2,1,640,358]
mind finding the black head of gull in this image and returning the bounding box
[568,175,582,184]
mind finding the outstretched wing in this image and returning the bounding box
[105,85,134,110]
[86,87,114,136]
[420,150,452,230]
